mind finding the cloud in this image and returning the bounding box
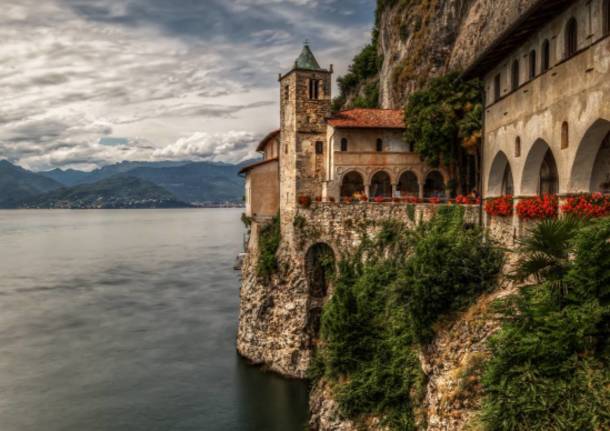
[0,0,375,171]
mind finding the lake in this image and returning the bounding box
[0,209,309,431]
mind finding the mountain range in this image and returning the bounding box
[0,159,253,209]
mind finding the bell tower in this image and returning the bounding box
[279,42,333,220]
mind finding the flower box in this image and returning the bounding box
[561,193,610,218]
[516,194,558,220]
[485,195,513,217]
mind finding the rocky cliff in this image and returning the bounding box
[343,0,541,109]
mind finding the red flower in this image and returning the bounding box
[374,195,385,204]
[402,195,421,204]
[298,195,312,208]
[516,194,558,220]
[429,197,441,205]
[561,193,610,218]
[485,195,513,217]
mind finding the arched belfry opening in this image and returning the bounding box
[370,171,392,198]
[424,171,446,199]
[305,243,335,348]
[341,171,364,198]
[397,171,419,197]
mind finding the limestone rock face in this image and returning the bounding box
[374,0,540,108]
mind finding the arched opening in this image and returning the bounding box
[370,171,392,198]
[511,60,520,90]
[561,122,569,149]
[340,171,365,198]
[397,171,419,197]
[487,151,513,196]
[529,50,537,79]
[604,0,610,36]
[565,17,578,58]
[569,119,610,193]
[542,39,551,71]
[515,136,521,157]
[305,243,335,347]
[424,171,445,198]
[539,150,559,195]
[340,138,348,152]
[521,139,559,196]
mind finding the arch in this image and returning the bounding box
[370,170,392,198]
[488,151,514,196]
[340,170,365,198]
[511,59,520,90]
[565,17,578,58]
[340,137,348,152]
[305,242,335,347]
[521,139,559,196]
[569,119,610,192]
[540,150,559,195]
[542,39,551,72]
[397,170,419,196]
[424,170,446,198]
[605,0,610,36]
[529,49,537,79]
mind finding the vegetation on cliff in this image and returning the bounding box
[312,207,503,430]
[478,217,610,431]
[256,215,281,281]
[404,72,483,195]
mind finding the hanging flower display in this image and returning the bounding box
[485,195,514,217]
[561,193,610,218]
[516,194,558,220]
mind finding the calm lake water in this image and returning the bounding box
[0,209,309,431]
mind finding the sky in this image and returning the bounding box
[0,0,376,171]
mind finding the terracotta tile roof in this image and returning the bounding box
[238,157,278,175]
[327,109,405,129]
[256,129,280,152]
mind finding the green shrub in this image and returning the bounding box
[479,217,610,431]
[256,215,281,281]
[316,206,503,429]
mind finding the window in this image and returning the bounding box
[515,137,521,158]
[541,39,551,72]
[408,142,415,153]
[494,73,501,101]
[284,85,290,101]
[561,122,569,149]
[340,138,348,152]
[511,60,520,91]
[604,0,610,36]
[308,79,320,100]
[315,141,324,154]
[529,50,536,79]
[565,17,578,58]
[376,139,383,152]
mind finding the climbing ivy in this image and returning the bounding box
[256,215,281,281]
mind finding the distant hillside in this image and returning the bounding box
[41,160,254,204]
[19,176,190,209]
[0,160,63,208]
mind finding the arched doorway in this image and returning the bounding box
[424,171,445,198]
[340,171,364,198]
[397,171,419,197]
[487,151,513,196]
[569,119,610,193]
[305,243,335,348]
[370,171,392,198]
[539,149,559,195]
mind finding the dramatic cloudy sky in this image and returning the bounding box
[0,0,375,171]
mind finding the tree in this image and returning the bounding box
[404,72,483,195]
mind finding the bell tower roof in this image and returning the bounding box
[294,42,322,71]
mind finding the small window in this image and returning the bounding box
[602,0,610,35]
[284,85,290,101]
[561,122,569,149]
[308,79,320,100]
[511,60,520,91]
[315,141,324,154]
[376,139,383,152]
[541,40,551,72]
[340,138,348,152]
[515,137,521,158]
[529,50,536,79]
[408,142,415,153]
[494,74,501,101]
[565,17,578,58]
